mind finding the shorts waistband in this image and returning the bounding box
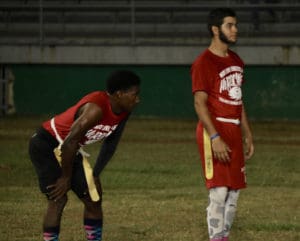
[35,127,59,147]
[216,117,240,125]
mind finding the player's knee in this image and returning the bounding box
[209,187,228,206]
[227,190,240,207]
[82,195,101,209]
[83,199,102,218]
[82,189,102,203]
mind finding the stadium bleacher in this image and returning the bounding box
[1,0,300,46]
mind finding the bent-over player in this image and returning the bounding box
[29,70,141,241]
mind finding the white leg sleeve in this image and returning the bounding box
[223,189,240,238]
[207,187,228,240]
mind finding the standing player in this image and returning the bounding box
[29,70,141,241]
[191,8,254,241]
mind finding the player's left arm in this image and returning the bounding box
[93,116,129,177]
[48,102,103,201]
[241,104,254,160]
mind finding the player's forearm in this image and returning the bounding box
[60,112,93,179]
[93,130,122,176]
[197,108,217,136]
[241,105,253,139]
[93,118,127,176]
[60,139,79,179]
[241,105,255,159]
[93,145,116,177]
[194,93,218,136]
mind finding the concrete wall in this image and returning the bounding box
[1,45,300,65]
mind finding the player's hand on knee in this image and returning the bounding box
[47,177,71,202]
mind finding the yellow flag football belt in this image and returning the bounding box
[203,129,213,180]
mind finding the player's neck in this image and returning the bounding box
[108,95,122,115]
[208,39,229,57]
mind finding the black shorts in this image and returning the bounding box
[28,127,88,199]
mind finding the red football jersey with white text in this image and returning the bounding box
[191,49,244,119]
[43,91,129,146]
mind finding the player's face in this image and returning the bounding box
[219,16,238,44]
[118,85,140,112]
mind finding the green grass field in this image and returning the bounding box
[0,116,299,241]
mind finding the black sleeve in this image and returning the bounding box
[92,116,129,177]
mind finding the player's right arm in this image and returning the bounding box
[48,102,103,201]
[194,91,231,162]
[93,116,129,177]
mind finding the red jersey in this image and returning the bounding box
[191,49,244,119]
[191,49,246,190]
[43,91,129,146]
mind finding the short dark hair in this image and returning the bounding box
[207,8,236,36]
[106,70,141,94]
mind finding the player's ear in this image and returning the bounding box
[115,90,124,99]
[212,26,219,36]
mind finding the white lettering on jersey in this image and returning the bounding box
[219,66,243,105]
[219,66,243,78]
[84,124,118,145]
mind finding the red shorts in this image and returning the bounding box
[196,120,246,190]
